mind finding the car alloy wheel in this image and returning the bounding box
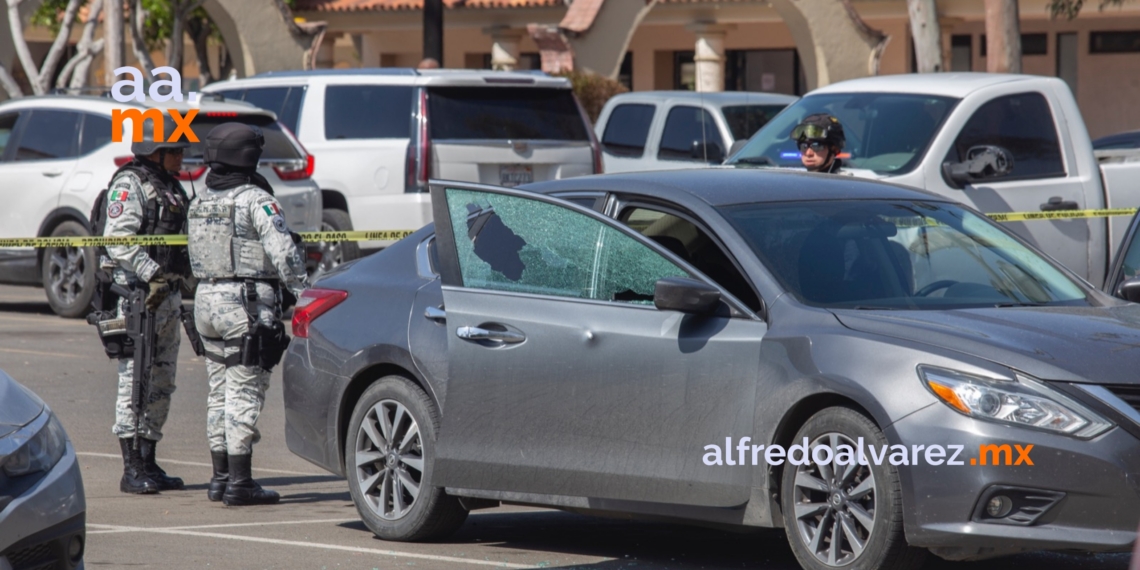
[47,245,87,309]
[41,220,96,318]
[791,432,876,566]
[355,399,424,521]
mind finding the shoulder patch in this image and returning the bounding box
[107,202,124,218]
[261,203,282,217]
[109,189,130,201]
[271,215,288,234]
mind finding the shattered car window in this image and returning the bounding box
[445,189,689,303]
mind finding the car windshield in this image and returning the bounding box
[721,199,1088,309]
[727,93,957,174]
[184,115,301,161]
[721,104,788,141]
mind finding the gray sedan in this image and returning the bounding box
[283,169,1140,570]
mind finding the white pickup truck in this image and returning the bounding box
[726,73,1140,288]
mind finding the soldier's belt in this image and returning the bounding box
[3,208,1139,249]
[0,230,417,248]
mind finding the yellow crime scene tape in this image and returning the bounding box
[0,230,417,249]
[1,207,1138,249]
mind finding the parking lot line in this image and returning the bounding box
[76,452,327,476]
[88,523,538,568]
[0,347,84,359]
[88,518,359,534]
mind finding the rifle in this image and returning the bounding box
[111,283,157,449]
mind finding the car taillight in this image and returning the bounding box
[176,165,207,181]
[291,289,348,338]
[114,156,132,167]
[274,155,315,181]
[405,88,431,193]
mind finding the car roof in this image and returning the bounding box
[205,68,571,89]
[522,168,949,207]
[0,93,275,119]
[607,91,798,105]
[809,72,1042,99]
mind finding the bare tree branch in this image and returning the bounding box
[58,0,104,87]
[69,38,103,89]
[37,0,83,93]
[0,63,23,98]
[7,0,51,95]
[129,0,156,75]
[187,15,213,84]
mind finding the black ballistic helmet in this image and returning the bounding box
[131,116,191,156]
[204,122,265,169]
[791,113,846,151]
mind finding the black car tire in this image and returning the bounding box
[345,375,468,542]
[780,407,926,570]
[41,220,96,318]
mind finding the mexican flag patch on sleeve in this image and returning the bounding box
[261,203,282,217]
[110,190,129,201]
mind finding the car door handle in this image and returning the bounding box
[42,169,63,177]
[1040,196,1079,211]
[456,326,525,344]
[424,305,446,321]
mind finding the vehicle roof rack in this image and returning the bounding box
[254,68,419,78]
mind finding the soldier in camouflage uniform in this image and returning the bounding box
[188,123,308,506]
[104,119,192,494]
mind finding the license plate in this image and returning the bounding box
[499,165,533,187]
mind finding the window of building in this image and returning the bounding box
[949,92,1064,180]
[618,51,633,90]
[657,106,718,162]
[1090,31,1140,53]
[324,85,414,140]
[673,51,695,91]
[951,35,972,71]
[725,49,805,95]
[602,103,655,158]
[981,33,1048,56]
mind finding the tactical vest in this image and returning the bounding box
[98,163,191,277]
[187,184,277,280]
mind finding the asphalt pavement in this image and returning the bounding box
[0,283,1131,570]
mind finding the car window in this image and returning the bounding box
[324,85,413,140]
[428,87,589,141]
[14,110,80,161]
[1115,215,1140,288]
[0,112,18,160]
[721,104,787,141]
[79,113,113,156]
[602,103,655,158]
[241,87,306,135]
[443,188,689,303]
[658,106,718,162]
[621,206,762,312]
[949,92,1064,180]
[185,117,301,161]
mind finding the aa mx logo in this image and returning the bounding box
[110,66,200,144]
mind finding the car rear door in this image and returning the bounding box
[598,101,658,173]
[428,182,762,508]
[0,109,82,239]
[653,104,727,170]
[427,86,595,187]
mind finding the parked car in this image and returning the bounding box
[0,369,85,570]
[201,68,602,254]
[0,95,322,317]
[1093,129,1140,150]
[283,169,1140,570]
[595,91,795,173]
[726,73,1140,288]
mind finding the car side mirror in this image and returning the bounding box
[654,277,721,314]
[1115,277,1140,303]
[691,140,726,164]
[728,139,749,158]
[941,145,1015,189]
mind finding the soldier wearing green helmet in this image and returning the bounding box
[792,113,846,174]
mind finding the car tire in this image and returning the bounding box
[41,220,96,318]
[780,407,926,570]
[345,375,468,542]
[311,208,360,280]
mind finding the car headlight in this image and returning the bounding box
[2,413,68,477]
[918,365,1113,439]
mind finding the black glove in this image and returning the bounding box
[290,231,303,246]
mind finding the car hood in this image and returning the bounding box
[0,370,45,438]
[832,304,1140,385]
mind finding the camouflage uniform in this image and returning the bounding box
[104,169,187,441]
[190,184,308,455]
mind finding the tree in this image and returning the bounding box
[984,0,1021,73]
[1047,0,1127,19]
[907,0,942,73]
[3,0,84,96]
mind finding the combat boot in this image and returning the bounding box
[222,453,280,506]
[139,438,185,491]
[207,450,228,502]
[119,438,158,494]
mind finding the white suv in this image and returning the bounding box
[0,95,322,317]
[202,68,601,254]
